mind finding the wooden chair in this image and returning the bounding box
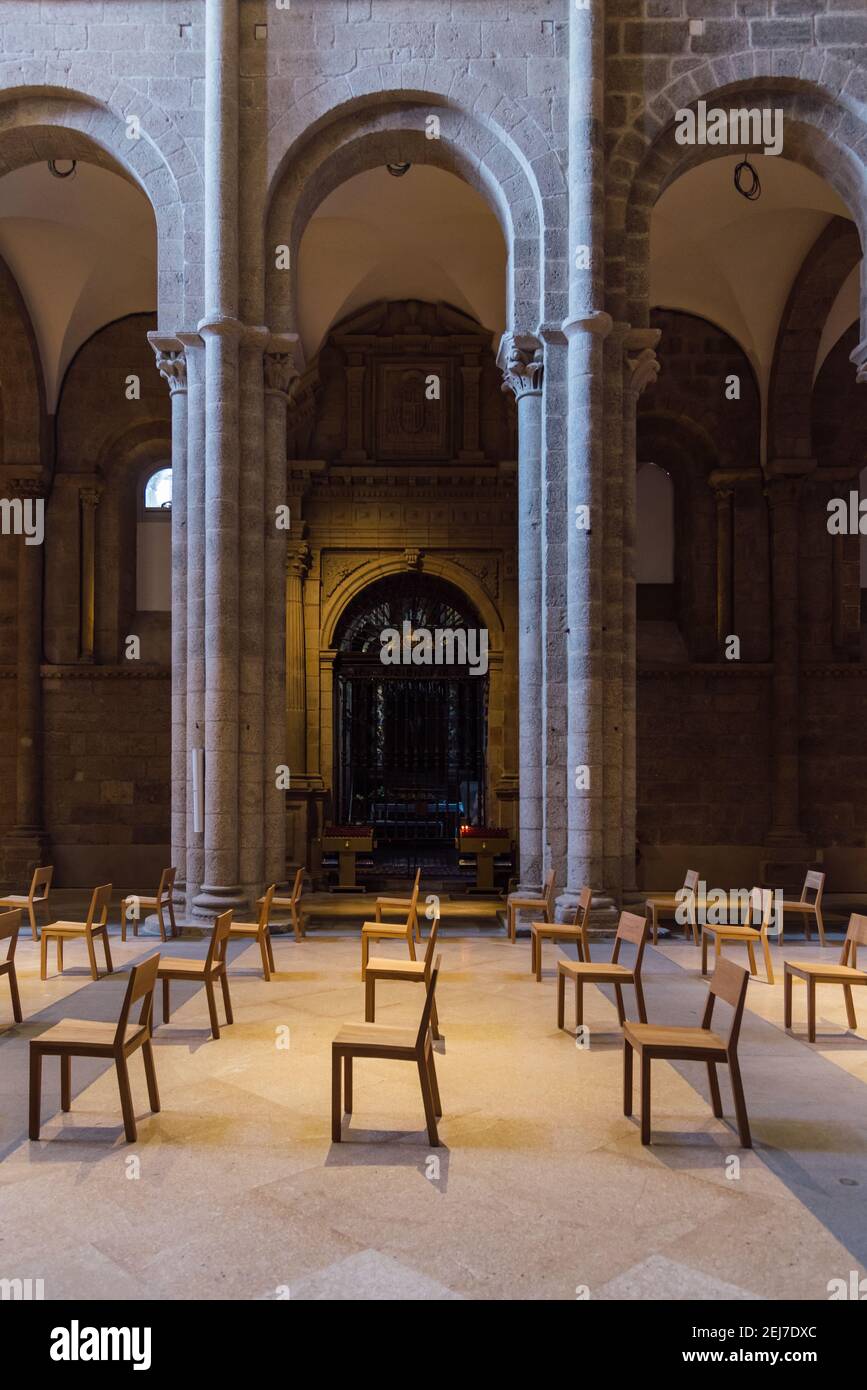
[0,909,23,1024]
[120,867,178,942]
[646,868,700,945]
[41,883,113,982]
[261,867,305,941]
[0,865,52,941]
[778,869,826,947]
[373,868,422,939]
[157,909,233,1040]
[365,918,441,1040]
[701,885,775,984]
[623,956,752,1147]
[29,952,161,1144]
[784,911,867,1043]
[229,883,276,980]
[332,960,443,1146]
[531,884,591,982]
[506,868,555,944]
[360,871,422,980]
[557,909,649,1031]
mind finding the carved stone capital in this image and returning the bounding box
[79,485,103,509]
[496,332,544,399]
[624,328,662,397]
[265,351,300,396]
[287,541,312,580]
[147,333,187,395]
[850,336,867,385]
[9,475,47,499]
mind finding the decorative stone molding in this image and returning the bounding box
[40,665,170,679]
[562,309,614,341]
[403,547,423,570]
[147,333,187,395]
[287,541,312,580]
[496,332,543,398]
[452,553,500,602]
[9,476,48,499]
[321,552,371,600]
[624,327,662,397]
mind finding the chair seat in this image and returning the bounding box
[781,901,817,912]
[532,921,582,937]
[33,1020,146,1050]
[156,957,212,977]
[361,921,408,937]
[375,896,411,907]
[44,921,102,934]
[228,922,261,935]
[703,924,760,940]
[785,960,867,981]
[624,1022,727,1053]
[265,896,295,909]
[558,961,633,980]
[365,957,426,979]
[122,895,159,909]
[0,895,28,906]
[333,1022,417,1050]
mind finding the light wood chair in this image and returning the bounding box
[778,869,827,947]
[373,868,422,938]
[365,918,441,1039]
[41,883,113,982]
[120,867,178,942]
[557,909,649,1031]
[507,868,556,944]
[29,952,161,1144]
[0,865,52,941]
[157,909,233,1040]
[701,885,775,984]
[332,959,443,1146]
[0,909,23,1024]
[360,871,422,980]
[261,867,305,941]
[646,868,700,945]
[784,911,867,1043]
[229,883,276,980]
[623,956,752,1147]
[531,884,591,982]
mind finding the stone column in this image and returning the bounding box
[622,331,661,892]
[238,325,269,899]
[264,337,300,885]
[764,462,814,855]
[497,332,544,888]
[78,484,101,662]
[286,542,311,777]
[7,478,48,872]
[710,473,734,654]
[193,0,245,917]
[148,334,188,887]
[179,332,205,913]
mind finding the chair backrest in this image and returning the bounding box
[205,909,233,968]
[574,884,592,958]
[290,867,304,905]
[115,952,161,1045]
[415,957,441,1050]
[86,883,112,930]
[841,913,867,969]
[612,909,649,969]
[29,865,53,903]
[259,883,276,927]
[0,908,22,961]
[683,869,699,895]
[407,869,421,927]
[422,918,439,974]
[542,868,556,915]
[702,956,750,1048]
[157,866,176,901]
[745,886,774,938]
[801,869,825,906]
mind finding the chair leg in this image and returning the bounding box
[162,977,171,1024]
[815,905,827,948]
[746,941,757,977]
[784,968,793,1029]
[508,904,515,943]
[168,900,178,939]
[808,978,817,1044]
[728,1054,752,1148]
[575,979,584,1029]
[701,931,709,976]
[157,905,166,943]
[360,932,368,982]
[557,971,566,1031]
[61,1054,71,1112]
[259,932,271,982]
[265,930,276,974]
[220,969,234,1025]
[623,1040,633,1116]
[640,1052,652,1144]
[57,937,64,974]
[102,930,113,975]
[142,1042,160,1113]
[417,1057,440,1146]
[707,1061,722,1118]
[365,974,375,1023]
[40,930,47,981]
[85,932,99,981]
[121,904,127,943]
[29,1048,42,1139]
[843,984,858,1031]
[115,1056,137,1143]
[28,902,38,941]
[651,905,658,946]
[614,983,625,1026]
[205,981,221,1040]
[8,965,22,1023]
[634,974,647,1024]
[430,994,441,1042]
[343,1055,353,1114]
[407,933,417,962]
[331,1051,342,1142]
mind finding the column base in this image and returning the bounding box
[191,884,249,920]
[556,889,619,932]
[0,829,50,889]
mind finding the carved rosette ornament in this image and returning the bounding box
[147,333,187,395]
[496,332,544,399]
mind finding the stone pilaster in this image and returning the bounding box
[78,483,102,663]
[497,332,544,888]
[286,541,311,781]
[5,477,49,878]
[710,473,735,655]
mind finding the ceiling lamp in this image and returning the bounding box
[48,159,77,180]
[386,162,411,178]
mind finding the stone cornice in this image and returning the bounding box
[40,665,170,680]
[638,663,867,679]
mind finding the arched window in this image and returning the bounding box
[144,466,172,510]
[636,462,674,584]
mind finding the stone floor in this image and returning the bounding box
[1,902,866,1301]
